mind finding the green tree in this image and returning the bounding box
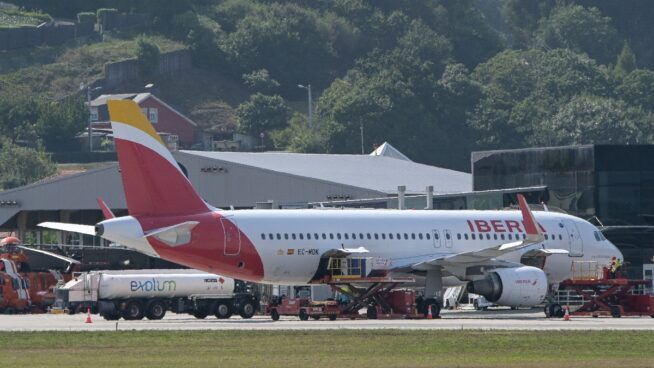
[236,93,290,136]
[533,4,620,65]
[242,69,280,94]
[616,69,654,110]
[501,0,556,47]
[136,37,161,78]
[614,41,636,79]
[469,49,611,148]
[36,96,88,152]
[0,139,55,190]
[535,95,653,146]
[0,93,39,144]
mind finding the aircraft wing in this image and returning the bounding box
[38,222,96,236]
[16,245,80,265]
[395,194,545,274]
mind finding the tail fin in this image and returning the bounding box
[96,197,115,219]
[107,100,209,216]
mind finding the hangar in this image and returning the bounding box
[0,144,471,243]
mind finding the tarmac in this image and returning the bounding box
[2,308,654,331]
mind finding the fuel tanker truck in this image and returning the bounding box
[55,269,258,321]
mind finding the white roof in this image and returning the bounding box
[369,142,411,161]
[183,151,471,194]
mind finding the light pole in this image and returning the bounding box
[360,123,364,154]
[297,84,313,129]
[80,83,102,152]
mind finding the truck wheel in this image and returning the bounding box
[215,303,233,319]
[193,310,209,319]
[329,314,337,321]
[122,301,144,320]
[103,312,120,321]
[299,309,309,321]
[474,300,481,311]
[271,308,280,321]
[239,302,256,319]
[146,300,166,320]
[610,305,621,318]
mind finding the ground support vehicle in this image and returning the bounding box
[557,278,654,318]
[267,256,436,320]
[55,269,258,321]
[266,297,340,321]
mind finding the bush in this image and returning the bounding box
[77,12,96,24]
[136,36,160,77]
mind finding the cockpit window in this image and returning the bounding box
[593,231,606,241]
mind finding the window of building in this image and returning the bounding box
[148,107,158,123]
[90,107,98,122]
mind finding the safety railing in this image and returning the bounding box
[570,261,603,280]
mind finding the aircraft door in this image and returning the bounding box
[562,219,583,257]
[221,217,242,256]
[432,230,441,248]
[444,229,453,248]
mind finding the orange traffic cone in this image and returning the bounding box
[85,307,93,324]
[563,306,570,321]
[426,305,433,320]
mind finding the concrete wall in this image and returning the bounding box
[104,49,191,87]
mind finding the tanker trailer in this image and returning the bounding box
[55,269,258,320]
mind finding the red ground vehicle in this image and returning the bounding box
[266,296,340,321]
[0,237,77,313]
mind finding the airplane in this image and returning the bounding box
[39,100,623,317]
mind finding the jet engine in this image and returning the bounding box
[467,266,547,307]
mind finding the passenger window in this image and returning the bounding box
[494,234,498,240]
[374,233,379,240]
[292,233,296,240]
[426,233,431,240]
[446,233,451,240]
[322,233,327,239]
[367,233,372,240]
[559,234,563,240]
[329,233,334,240]
[403,233,408,240]
[486,234,491,240]
[594,232,601,241]
[397,233,401,240]
[389,233,394,240]
[360,233,364,239]
[352,233,356,239]
[464,233,468,240]
[299,233,304,240]
[269,233,274,240]
[314,233,319,240]
[418,233,423,240]
[411,233,416,240]
[471,233,476,240]
[500,234,505,240]
[337,233,341,240]
[276,233,281,240]
[307,233,311,240]
[434,232,439,240]
[284,233,289,240]
[344,233,349,240]
[261,233,265,240]
[381,233,386,240]
[457,233,461,240]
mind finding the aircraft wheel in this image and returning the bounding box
[610,306,621,318]
[544,304,552,318]
[424,298,440,318]
[146,300,166,320]
[122,301,144,320]
[549,303,564,318]
[103,312,120,321]
[311,315,321,320]
[366,306,378,319]
[299,309,309,321]
[270,308,280,321]
[215,303,233,319]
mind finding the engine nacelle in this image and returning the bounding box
[468,266,547,307]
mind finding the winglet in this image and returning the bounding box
[517,194,541,235]
[97,197,115,219]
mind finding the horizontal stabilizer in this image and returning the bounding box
[38,222,96,236]
[143,221,199,238]
[522,248,569,257]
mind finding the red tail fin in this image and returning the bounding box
[107,100,209,216]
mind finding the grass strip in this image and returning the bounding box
[0,330,652,368]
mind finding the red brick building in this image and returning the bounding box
[91,93,200,149]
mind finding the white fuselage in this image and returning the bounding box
[229,208,622,285]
